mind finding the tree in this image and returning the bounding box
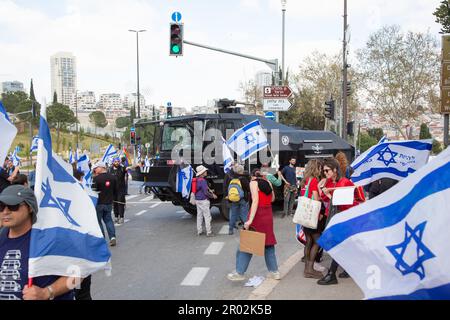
[89,111,108,129]
[29,79,36,102]
[115,116,131,129]
[130,105,136,124]
[53,91,58,104]
[239,80,263,115]
[433,1,450,34]
[1,91,28,113]
[357,25,440,139]
[419,123,432,139]
[358,132,378,153]
[432,140,443,154]
[367,128,385,141]
[47,103,77,153]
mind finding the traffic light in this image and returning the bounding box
[130,131,136,145]
[324,100,335,120]
[170,23,184,56]
[346,81,352,96]
[347,121,354,136]
[167,106,173,118]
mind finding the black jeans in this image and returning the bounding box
[75,276,92,300]
[114,192,126,219]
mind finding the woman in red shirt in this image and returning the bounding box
[299,159,325,279]
[317,158,360,285]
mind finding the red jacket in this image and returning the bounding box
[321,177,362,216]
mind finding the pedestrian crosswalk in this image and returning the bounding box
[180,267,210,286]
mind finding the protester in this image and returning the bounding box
[317,158,362,285]
[0,161,11,193]
[108,158,127,225]
[368,178,399,199]
[335,151,353,179]
[92,162,118,247]
[227,168,280,281]
[281,157,298,218]
[225,164,250,235]
[121,157,129,195]
[299,159,326,279]
[0,185,76,300]
[261,163,283,188]
[195,165,216,237]
[28,164,36,190]
[72,170,93,300]
[11,174,28,187]
[5,158,19,182]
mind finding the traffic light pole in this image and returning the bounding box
[182,40,280,121]
[342,0,348,140]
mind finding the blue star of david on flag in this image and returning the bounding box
[386,221,435,280]
[377,146,398,166]
[244,133,256,145]
[41,178,80,227]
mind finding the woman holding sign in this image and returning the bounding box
[317,158,362,285]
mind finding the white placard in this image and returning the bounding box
[332,187,355,206]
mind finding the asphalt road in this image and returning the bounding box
[91,182,303,300]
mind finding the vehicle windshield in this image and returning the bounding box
[161,122,196,151]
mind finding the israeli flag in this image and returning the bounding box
[144,155,151,168]
[137,144,142,162]
[176,165,193,199]
[12,146,21,166]
[0,101,17,167]
[30,136,39,154]
[378,135,389,144]
[318,147,450,300]
[350,140,432,186]
[227,119,268,161]
[222,137,233,173]
[30,105,111,278]
[101,144,117,164]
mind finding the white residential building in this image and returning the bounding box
[75,91,97,112]
[123,93,145,110]
[98,93,123,110]
[50,52,77,108]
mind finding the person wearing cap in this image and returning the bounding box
[195,165,217,237]
[108,157,127,225]
[0,185,76,300]
[92,162,118,247]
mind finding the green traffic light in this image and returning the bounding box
[172,45,180,54]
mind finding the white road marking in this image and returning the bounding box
[176,210,186,214]
[219,225,229,235]
[204,242,225,255]
[126,195,138,200]
[180,267,210,286]
[150,203,161,209]
[135,210,147,216]
[140,196,155,202]
[181,213,192,219]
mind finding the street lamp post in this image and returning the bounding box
[281,0,287,84]
[129,29,146,119]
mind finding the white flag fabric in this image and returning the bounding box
[318,147,450,300]
[350,140,432,186]
[222,137,233,173]
[30,136,39,154]
[176,165,193,199]
[11,146,21,166]
[101,144,117,164]
[30,107,111,278]
[0,101,17,167]
[227,119,268,161]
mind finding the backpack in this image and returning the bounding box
[228,178,244,202]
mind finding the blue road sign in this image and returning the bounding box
[171,12,182,23]
[265,111,275,121]
[167,102,172,107]
[131,126,136,132]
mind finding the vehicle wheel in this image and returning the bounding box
[182,205,197,216]
[220,199,230,221]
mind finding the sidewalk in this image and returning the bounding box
[248,249,364,300]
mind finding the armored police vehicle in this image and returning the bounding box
[133,104,354,220]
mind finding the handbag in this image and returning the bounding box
[292,179,321,229]
[189,192,196,206]
[239,228,266,256]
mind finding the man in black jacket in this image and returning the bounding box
[109,158,127,225]
[92,162,118,247]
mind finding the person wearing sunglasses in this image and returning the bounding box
[316,158,360,285]
[0,185,76,300]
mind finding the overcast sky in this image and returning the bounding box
[0,0,441,109]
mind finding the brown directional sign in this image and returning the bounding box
[263,86,292,98]
[442,35,450,113]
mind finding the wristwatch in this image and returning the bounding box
[46,285,55,300]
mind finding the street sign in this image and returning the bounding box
[167,102,172,107]
[171,12,182,23]
[442,35,450,114]
[131,126,135,132]
[265,111,276,121]
[145,143,151,149]
[263,99,292,111]
[441,86,450,113]
[263,86,292,99]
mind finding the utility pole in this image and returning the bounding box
[129,29,146,119]
[342,0,348,140]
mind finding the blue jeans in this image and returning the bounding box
[236,245,278,274]
[229,200,249,233]
[96,204,116,240]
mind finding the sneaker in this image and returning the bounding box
[267,271,281,280]
[119,218,124,224]
[197,231,203,236]
[109,237,117,247]
[227,272,245,281]
[228,230,234,235]
[206,232,215,237]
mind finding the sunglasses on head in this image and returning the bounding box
[0,202,24,212]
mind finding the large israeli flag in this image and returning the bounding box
[318,147,450,300]
[0,101,17,166]
[30,105,111,278]
[176,165,193,199]
[101,144,117,164]
[12,146,21,166]
[222,137,233,173]
[350,140,432,186]
[227,119,268,161]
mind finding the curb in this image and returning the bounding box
[247,250,303,300]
